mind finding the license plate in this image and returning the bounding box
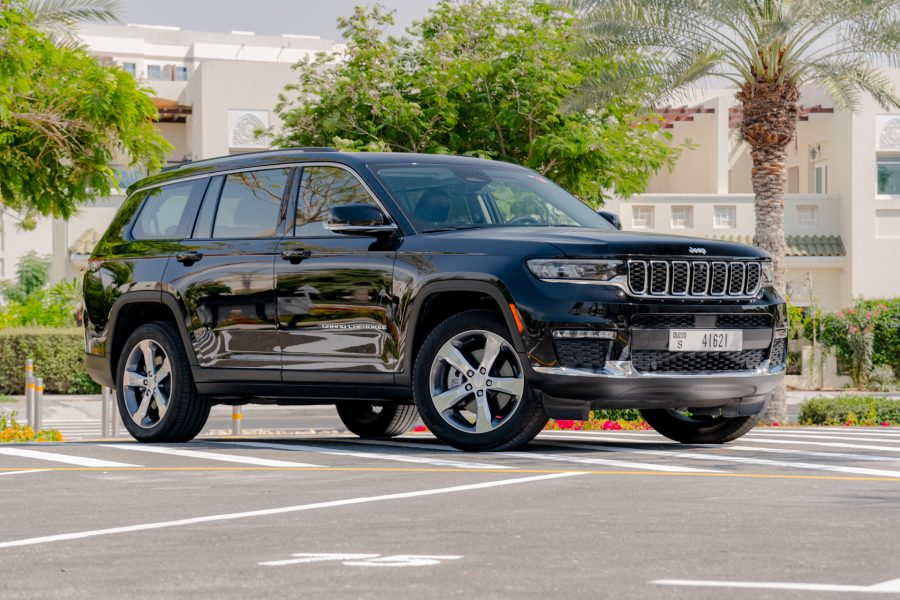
[668,329,742,352]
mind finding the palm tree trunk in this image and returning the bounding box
[738,80,799,425]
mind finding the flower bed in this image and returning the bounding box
[0,412,63,443]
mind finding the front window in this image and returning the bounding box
[878,156,900,195]
[670,205,693,229]
[295,166,379,237]
[797,205,819,228]
[713,205,736,229]
[632,206,654,229]
[370,163,615,232]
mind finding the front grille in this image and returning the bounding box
[632,313,773,329]
[628,260,762,298]
[554,339,610,370]
[715,314,773,329]
[631,350,768,373]
[632,314,696,329]
[770,338,787,366]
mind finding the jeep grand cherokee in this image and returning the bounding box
[83,149,787,451]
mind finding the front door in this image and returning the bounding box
[165,168,292,370]
[275,165,398,382]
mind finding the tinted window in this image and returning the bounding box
[131,181,200,240]
[295,166,379,237]
[212,169,289,239]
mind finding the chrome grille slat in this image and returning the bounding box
[626,260,763,298]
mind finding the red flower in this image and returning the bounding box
[881,422,891,427]
[849,326,858,334]
[866,311,872,319]
[849,308,855,315]
[771,421,780,427]
[413,425,428,433]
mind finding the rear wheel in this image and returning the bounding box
[640,408,759,444]
[116,321,210,442]
[413,310,548,452]
[336,403,419,438]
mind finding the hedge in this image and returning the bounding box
[0,328,100,394]
[798,395,900,426]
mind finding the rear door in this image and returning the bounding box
[275,164,398,382]
[164,167,292,371]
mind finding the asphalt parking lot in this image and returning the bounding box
[3,428,900,599]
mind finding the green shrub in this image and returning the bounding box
[798,395,900,426]
[590,408,644,421]
[0,328,99,394]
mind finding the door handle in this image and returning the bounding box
[281,249,311,264]
[175,251,203,265]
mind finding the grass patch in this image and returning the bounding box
[798,395,900,426]
[0,395,15,404]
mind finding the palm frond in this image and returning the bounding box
[26,0,122,46]
[804,59,900,112]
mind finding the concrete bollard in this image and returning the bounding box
[34,378,44,432]
[111,389,120,438]
[101,386,111,438]
[232,406,242,436]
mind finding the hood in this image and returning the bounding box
[427,227,768,259]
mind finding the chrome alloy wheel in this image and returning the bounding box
[122,339,172,429]
[428,329,525,434]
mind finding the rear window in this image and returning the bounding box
[131,181,204,240]
[211,169,290,239]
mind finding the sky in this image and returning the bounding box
[118,0,441,41]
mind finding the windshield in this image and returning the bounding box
[369,163,616,232]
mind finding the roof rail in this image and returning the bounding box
[167,147,338,171]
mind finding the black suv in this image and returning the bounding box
[84,149,787,451]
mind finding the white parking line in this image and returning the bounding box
[787,428,900,437]
[0,448,139,468]
[492,451,720,473]
[745,437,900,453]
[0,471,585,549]
[106,444,322,467]
[729,445,900,464]
[226,441,511,470]
[652,576,900,594]
[0,469,50,477]
[540,440,900,478]
[746,432,900,444]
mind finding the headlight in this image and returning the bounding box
[761,261,775,285]
[527,259,623,281]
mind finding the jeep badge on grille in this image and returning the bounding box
[688,247,707,255]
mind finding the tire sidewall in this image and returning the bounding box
[413,311,542,451]
[116,323,191,442]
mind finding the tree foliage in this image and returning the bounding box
[0,3,171,221]
[273,0,680,204]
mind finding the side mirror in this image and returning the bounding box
[327,204,398,236]
[596,210,622,230]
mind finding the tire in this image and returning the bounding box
[640,408,759,444]
[115,321,210,443]
[413,310,548,452]
[336,403,419,438]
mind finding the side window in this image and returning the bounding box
[295,166,379,237]
[131,181,202,240]
[212,169,290,239]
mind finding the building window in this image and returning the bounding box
[877,155,900,196]
[147,64,162,80]
[797,205,819,228]
[632,206,654,229]
[122,62,136,76]
[671,205,693,229]
[174,66,189,81]
[812,163,828,194]
[713,205,736,229]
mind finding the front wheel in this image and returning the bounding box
[336,403,419,438]
[640,408,759,444]
[413,310,548,452]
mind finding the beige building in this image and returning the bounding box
[0,24,340,283]
[604,75,900,311]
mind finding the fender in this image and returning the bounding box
[395,278,524,386]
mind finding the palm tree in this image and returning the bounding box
[27,0,121,46]
[562,0,900,422]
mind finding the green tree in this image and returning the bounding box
[563,0,900,422]
[0,3,170,223]
[273,0,680,204]
[26,0,121,46]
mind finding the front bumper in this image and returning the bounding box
[526,359,783,420]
